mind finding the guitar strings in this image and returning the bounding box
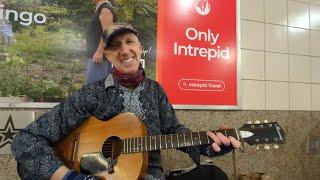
[100,135,212,155]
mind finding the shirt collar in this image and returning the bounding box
[104,74,115,89]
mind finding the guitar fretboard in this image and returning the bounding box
[122,129,239,154]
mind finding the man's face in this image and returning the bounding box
[105,33,142,74]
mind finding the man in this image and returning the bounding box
[12,22,240,180]
[86,0,117,84]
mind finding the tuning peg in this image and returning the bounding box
[255,120,261,124]
[273,144,279,149]
[264,145,270,150]
[247,121,252,124]
[256,146,260,150]
[264,120,268,123]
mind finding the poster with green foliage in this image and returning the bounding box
[0,0,157,102]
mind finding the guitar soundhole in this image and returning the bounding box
[102,136,123,160]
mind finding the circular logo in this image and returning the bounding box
[195,0,211,16]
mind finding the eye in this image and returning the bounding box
[109,42,121,50]
[126,39,136,45]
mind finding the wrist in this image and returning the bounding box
[63,170,78,180]
[95,48,104,53]
[62,170,98,180]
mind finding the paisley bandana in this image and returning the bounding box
[112,65,145,87]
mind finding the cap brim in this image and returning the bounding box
[105,28,137,49]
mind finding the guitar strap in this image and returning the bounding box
[232,150,237,180]
[232,141,245,180]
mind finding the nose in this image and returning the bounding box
[119,43,131,55]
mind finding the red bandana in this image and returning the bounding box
[112,65,145,88]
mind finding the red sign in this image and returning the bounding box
[156,0,238,108]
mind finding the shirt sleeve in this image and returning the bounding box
[156,84,234,165]
[11,85,99,180]
[156,84,202,165]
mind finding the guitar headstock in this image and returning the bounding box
[239,120,285,149]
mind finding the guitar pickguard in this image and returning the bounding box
[80,153,117,174]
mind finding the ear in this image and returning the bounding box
[105,51,112,62]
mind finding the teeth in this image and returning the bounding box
[123,57,133,63]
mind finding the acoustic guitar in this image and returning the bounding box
[54,112,285,180]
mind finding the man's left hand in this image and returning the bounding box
[207,127,241,152]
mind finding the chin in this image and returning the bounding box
[124,65,140,73]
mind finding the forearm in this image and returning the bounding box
[12,108,66,179]
[12,87,98,179]
[96,39,105,53]
[96,7,112,53]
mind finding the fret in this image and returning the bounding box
[136,137,139,152]
[127,138,129,153]
[137,137,140,152]
[225,129,237,139]
[191,132,198,145]
[135,138,137,152]
[161,134,166,149]
[206,132,210,144]
[165,134,168,149]
[223,130,227,136]
[145,137,147,151]
[136,138,139,152]
[170,134,173,149]
[190,132,194,145]
[133,138,137,152]
[185,133,191,146]
[159,135,162,149]
[122,139,125,154]
[233,128,240,141]
[129,138,132,153]
[198,131,202,145]
[178,134,185,147]
[154,136,157,150]
[165,135,169,149]
[176,134,180,147]
[123,139,126,154]
[149,136,152,151]
[140,137,143,152]
[131,138,134,153]
[183,134,186,147]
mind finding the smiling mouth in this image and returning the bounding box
[123,57,134,63]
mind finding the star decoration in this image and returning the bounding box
[0,115,20,148]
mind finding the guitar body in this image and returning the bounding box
[54,113,148,180]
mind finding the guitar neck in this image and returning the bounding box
[122,129,239,154]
